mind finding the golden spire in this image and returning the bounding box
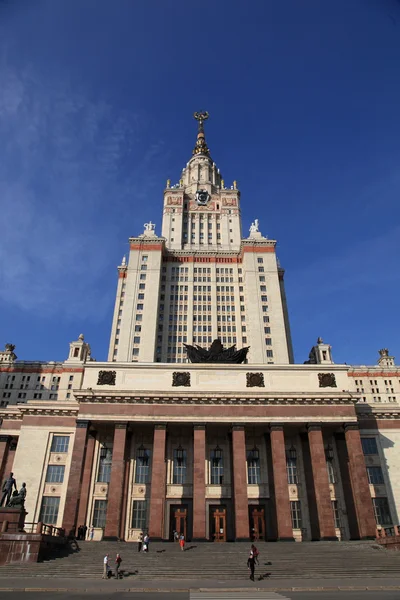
[193,111,211,157]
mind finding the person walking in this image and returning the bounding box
[1,472,17,507]
[174,530,179,543]
[137,531,143,552]
[247,550,256,581]
[89,526,94,541]
[115,553,122,579]
[179,533,185,551]
[251,543,259,565]
[143,533,149,552]
[102,554,109,579]
[83,525,88,541]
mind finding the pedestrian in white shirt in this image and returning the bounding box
[102,554,109,579]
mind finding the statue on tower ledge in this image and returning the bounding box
[184,338,249,364]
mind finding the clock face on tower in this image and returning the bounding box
[195,189,210,206]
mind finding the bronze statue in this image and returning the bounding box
[8,483,26,509]
[184,339,249,364]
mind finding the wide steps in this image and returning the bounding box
[0,541,399,580]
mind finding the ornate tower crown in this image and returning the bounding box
[193,111,211,157]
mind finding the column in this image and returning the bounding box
[344,423,377,539]
[192,424,206,541]
[270,425,294,541]
[307,424,337,540]
[0,435,11,483]
[104,423,128,540]
[148,424,167,540]
[62,420,90,535]
[232,425,249,540]
[76,430,97,531]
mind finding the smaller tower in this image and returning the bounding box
[377,348,395,367]
[66,334,91,363]
[304,337,334,365]
[0,343,17,363]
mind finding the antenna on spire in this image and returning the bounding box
[193,111,211,157]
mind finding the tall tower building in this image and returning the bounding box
[108,113,294,364]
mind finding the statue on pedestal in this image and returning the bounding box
[8,483,27,509]
[0,472,17,507]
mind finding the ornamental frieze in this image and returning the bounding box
[318,373,337,388]
[246,372,265,388]
[172,372,191,387]
[97,370,116,386]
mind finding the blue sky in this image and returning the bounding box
[0,0,400,365]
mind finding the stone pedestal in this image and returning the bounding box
[0,508,26,533]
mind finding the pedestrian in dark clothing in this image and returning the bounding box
[137,531,143,552]
[1,473,17,507]
[247,552,256,581]
[115,553,122,579]
[83,525,88,540]
[251,544,260,564]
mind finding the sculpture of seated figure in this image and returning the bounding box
[8,483,26,509]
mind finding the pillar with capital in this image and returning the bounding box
[305,423,337,540]
[269,425,294,541]
[104,422,128,540]
[62,420,91,535]
[148,424,167,540]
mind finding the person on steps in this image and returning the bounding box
[115,553,122,579]
[138,531,143,552]
[102,554,109,579]
[179,533,185,551]
[247,550,256,581]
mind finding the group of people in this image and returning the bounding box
[0,472,27,508]
[173,530,186,550]
[102,553,123,579]
[76,525,94,541]
[137,532,150,553]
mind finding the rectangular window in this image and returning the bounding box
[39,496,60,525]
[361,437,378,455]
[290,501,302,529]
[173,448,187,484]
[136,304,143,310]
[247,449,261,484]
[257,257,263,263]
[138,293,145,300]
[367,466,384,484]
[331,500,341,528]
[133,336,141,344]
[373,497,392,525]
[45,465,65,483]
[93,499,108,528]
[286,457,297,484]
[135,449,151,483]
[326,460,336,484]
[97,447,113,483]
[50,435,69,453]
[131,500,148,529]
[210,448,224,484]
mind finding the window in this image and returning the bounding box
[97,446,112,483]
[39,496,60,525]
[373,497,392,525]
[286,457,297,484]
[138,293,145,300]
[367,466,384,485]
[290,501,302,529]
[93,499,108,528]
[257,257,263,263]
[136,304,143,310]
[326,460,336,484]
[210,448,224,484]
[45,465,65,483]
[135,325,141,332]
[361,438,378,455]
[18,392,26,399]
[33,393,42,399]
[258,266,264,272]
[247,448,261,484]
[133,337,141,344]
[331,500,341,528]
[51,436,69,453]
[173,447,187,484]
[141,264,147,270]
[131,500,148,529]
[135,448,151,483]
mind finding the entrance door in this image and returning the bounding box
[170,505,187,540]
[210,505,227,542]
[249,506,265,541]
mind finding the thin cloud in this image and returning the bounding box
[0,63,163,319]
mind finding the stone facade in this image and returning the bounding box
[0,116,399,543]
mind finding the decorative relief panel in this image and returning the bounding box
[247,484,269,499]
[318,373,337,388]
[246,372,265,388]
[97,370,116,386]
[44,484,62,495]
[131,485,147,497]
[166,484,193,498]
[49,453,67,465]
[172,372,191,387]
[94,483,109,496]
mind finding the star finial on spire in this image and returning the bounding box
[193,111,211,157]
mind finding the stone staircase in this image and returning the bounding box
[0,540,399,580]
